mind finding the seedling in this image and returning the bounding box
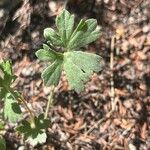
[36,9,103,92]
[0,9,103,148]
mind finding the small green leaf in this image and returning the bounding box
[0,136,6,150]
[0,60,16,100]
[42,59,63,86]
[27,132,47,147]
[36,44,63,62]
[64,51,102,92]
[0,88,7,100]
[56,9,75,46]
[44,28,62,46]
[17,114,49,146]
[36,44,64,86]
[0,122,5,130]
[0,60,16,86]
[68,19,100,50]
[4,93,22,123]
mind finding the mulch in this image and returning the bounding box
[0,0,149,149]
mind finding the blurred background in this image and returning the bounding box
[0,0,150,149]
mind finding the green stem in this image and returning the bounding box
[44,86,55,119]
[19,96,35,128]
[8,88,35,127]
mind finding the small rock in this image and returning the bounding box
[43,86,51,95]
[129,143,137,150]
[0,9,5,18]
[123,99,134,108]
[48,1,57,12]
[142,25,149,33]
[104,0,109,4]
[122,40,130,52]
[31,31,39,39]
[59,131,68,141]
[21,66,34,77]
[143,8,149,16]
[112,15,117,22]
[128,17,134,23]
[18,146,25,150]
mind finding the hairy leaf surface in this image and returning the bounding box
[0,60,16,100]
[44,28,62,46]
[64,51,102,92]
[56,9,75,46]
[0,136,6,150]
[4,93,22,123]
[41,59,63,86]
[68,19,100,50]
[17,114,49,146]
[36,9,103,92]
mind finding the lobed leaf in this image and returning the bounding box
[37,9,103,92]
[36,44,60,62]
[17,114,49,146]
[56,9,75,47]
[63,51,103,92]
[0,60,16,100]
[0,136,6,150]
[68,19,100,50]
[4,93,22,123]
[41,59,63,86]
[0,60,16,86]
[44,28,62,46]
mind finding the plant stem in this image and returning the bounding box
[44,86,55,119]
[19,96,35,127]
[110,36,116,111]
[8,88,35,127]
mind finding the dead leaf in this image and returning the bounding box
[116,25,125,38]
[140,122,148,139]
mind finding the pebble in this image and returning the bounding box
[43,86,52,95]
[112,15,117,22]
[31,31,39,39]
[59,130,69,141]
[104,0,109,4]
[121,40,130,52]
[142,25,150,33]
[48,1,57,12]
[0,9,4,18]
[129,143,137,150]
[128,17,134,24]
[21,66,34,77]
[18,146,25,150]
[143,8,149,17]
[123,99,134,108]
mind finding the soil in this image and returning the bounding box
[0,0,150,149]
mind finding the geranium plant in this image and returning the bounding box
[0,9,103,148]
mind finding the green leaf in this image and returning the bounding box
[0,60,16,100]
[68,19,100,50]
[0,136,6,150]
[0,88,7,100]
[0,122,5,130]
[64,51,102,92]
[0,60,16,86]
[17,114,50,146]
[56,9,75,46]
[44,28,62,46]
[36,44,64,86]
[27,132,47,147]
[37,9,103,92]
[4,93,22,123]
[36,44,59,62]
[41,59,63,86]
